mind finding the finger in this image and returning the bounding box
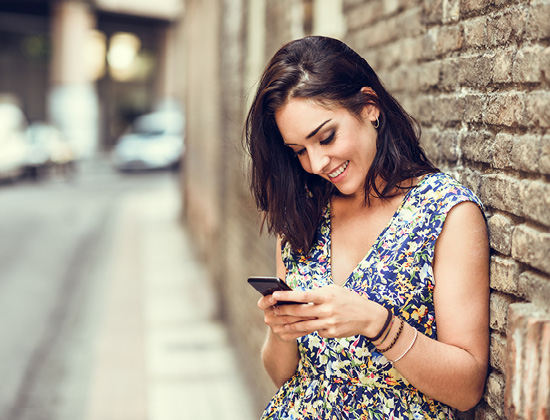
[273,301,322,319]
[265,314,316,328]
[282,319,324,335]
[272,324,315,341]
[257,294,277,311]
[271,290,316,305]
[272,289,331,306]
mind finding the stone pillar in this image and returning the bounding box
[48,0,99,159]
[154,24,182,112]
[505,303,550,420]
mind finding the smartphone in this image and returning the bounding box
[247,276,300,305]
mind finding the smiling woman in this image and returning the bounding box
[275,97,378,197]
[244,36,490,419]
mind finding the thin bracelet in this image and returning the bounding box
[391,327,418,365]
[367,307,393,341]
[379,315,395,345]
[378,317,403,353]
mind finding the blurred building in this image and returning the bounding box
[0,0,185,158]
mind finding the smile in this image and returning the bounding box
[328,161,349,179]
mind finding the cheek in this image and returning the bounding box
[298,156,313,173]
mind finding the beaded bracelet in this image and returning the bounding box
[379,315,395,344]
[377,317,403,353]
[367,306,393,341]
[390,327,418,366]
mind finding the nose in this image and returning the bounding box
[307,148,330,175]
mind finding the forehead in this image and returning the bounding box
[275,98,338,136]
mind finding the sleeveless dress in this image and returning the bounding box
[260,172,484,420]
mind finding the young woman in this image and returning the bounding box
[245,36,489,419]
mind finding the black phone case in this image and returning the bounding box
[247,276,299,305]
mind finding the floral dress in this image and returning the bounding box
[260,172,484,420]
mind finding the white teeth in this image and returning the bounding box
[328,161,349,178]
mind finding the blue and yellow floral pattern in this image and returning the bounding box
[261,173,484,420]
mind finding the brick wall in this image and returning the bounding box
[342,0,550,417]
[181,0,550,417]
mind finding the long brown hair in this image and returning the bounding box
[244,36,437,253]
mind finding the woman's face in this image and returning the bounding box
[275,97,379,199]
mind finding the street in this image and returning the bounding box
[0,161,256,420]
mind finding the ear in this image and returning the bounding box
[360,87,380,123]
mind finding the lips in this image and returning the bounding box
[327,160,349,179]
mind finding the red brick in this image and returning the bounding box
[487,213,515,255]
[409,95,434,125]
[518,271,550,309]
[433,95,465,125]
[443,0,460,23]
[524,318,543,420]
[435,24,464,55]
[490,331,508,374]
[343,0,366,11]
[542,135,550,175]
[542,47,550,83]
[526,91,550,128]
[418,60,441,91]
[439,57,460,89]
[486,371,506,418]
[522,181,550,227]
[512,225,550,275]
[485,92,527,127]
[492,132,513,169]
[487,7,527,47]
[479,174,525,217]
[421,29,437,60]
[461,130,493,163]
[463,16,487,48]
[513,45,544,83]
[458,54,493,87]
[463,93,486,123]
[490,256,520,294]
[505,303,529,419]
[460,0,491,15]
[422,0,443,24]
[345,1,382,30]
[538,322,550,420]
[525,2,550,41]
[439,131,460,162]
[491,48,514,83]
[490,291,517,333]
[474,404,502,420]
[492,133,550,175]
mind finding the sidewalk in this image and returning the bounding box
[84,179,257,420]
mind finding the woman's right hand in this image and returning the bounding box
[258,294,316,342]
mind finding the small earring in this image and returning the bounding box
[373,116,379,129]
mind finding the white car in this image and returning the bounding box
[25,122,75,178]
[112,111,184,171]
[0,103,28,181]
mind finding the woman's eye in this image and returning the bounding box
[295,148,306,156]
[320,132,335,146]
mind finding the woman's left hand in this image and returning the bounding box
[272,285,387,339]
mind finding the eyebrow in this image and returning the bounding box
[306,119,332,139]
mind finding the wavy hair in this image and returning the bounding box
[244,36,437,253]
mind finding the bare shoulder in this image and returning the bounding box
[436,201,488,255]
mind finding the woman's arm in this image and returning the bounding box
[259,237,301,388]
